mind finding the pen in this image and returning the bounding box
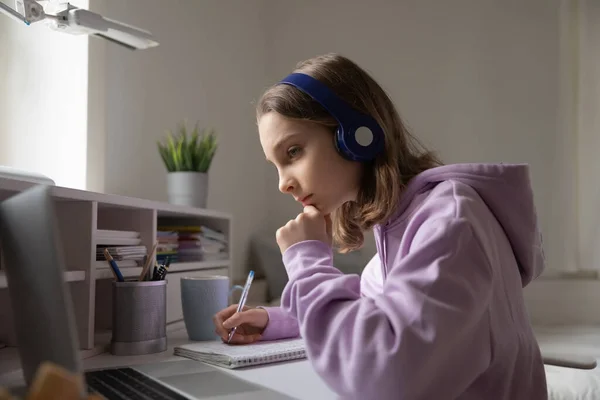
[157,265,169,280]
[155,263,170,281]
[152,260,162,280]
[227,270,254,343]
[139,241,158,281]
[103,248,124,282]
[153,256,170,281]
[160,257,171,280]
[158,265,170,280]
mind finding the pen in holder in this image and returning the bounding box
[110,279,167,356]
[103,248,124,282]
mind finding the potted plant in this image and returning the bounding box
[157,120,218,208]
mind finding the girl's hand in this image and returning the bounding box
[213,304,269,345]
[276,205,332,253]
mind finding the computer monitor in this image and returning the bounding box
[0,185,82,389]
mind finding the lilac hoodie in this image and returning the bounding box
[260,163,548,400]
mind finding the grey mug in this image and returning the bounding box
[180,276,243,341]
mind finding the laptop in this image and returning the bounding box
[0,185,294,399]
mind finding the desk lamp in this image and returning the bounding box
[0,0,158,50]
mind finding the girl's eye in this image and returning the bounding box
[287,146,302,158]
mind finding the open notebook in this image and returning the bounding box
[174,338,306,369]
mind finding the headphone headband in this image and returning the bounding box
[278,73,384,162]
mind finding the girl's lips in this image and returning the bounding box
[300,194,313,206]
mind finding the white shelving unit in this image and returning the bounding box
[0,270,86,288]
[0,177,232,383]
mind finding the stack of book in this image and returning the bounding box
[156,230,179,264]
[96,229,147,267]
[156,225,228,263]
[195,226,228,261]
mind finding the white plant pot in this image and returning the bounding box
[167,172,209,208]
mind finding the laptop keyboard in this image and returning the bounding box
[85,367,190,399]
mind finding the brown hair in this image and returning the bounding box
[257,53,442,253]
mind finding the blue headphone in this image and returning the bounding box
[278,73,385,162]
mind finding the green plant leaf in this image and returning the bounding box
[158,121,218,172]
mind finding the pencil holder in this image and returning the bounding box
[110,279,167,356]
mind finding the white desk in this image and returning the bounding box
[535,325,600,400]
[84,325,600,400]
[4,325,600,399]
[83,326,337,400]
[87,325,600,400]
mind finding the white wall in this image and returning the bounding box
[0,1,584,281]
[100,0,270,280]
[0,0,89,189]
[577,0,600,272]
[262,0,573,273]
[97,0,580,278]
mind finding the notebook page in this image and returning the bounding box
[178,338,305,361]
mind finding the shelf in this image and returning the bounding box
[93,259,231,280]
[0,270,86,289]
[0,176,233,363]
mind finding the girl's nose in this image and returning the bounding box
[279,175,296,194]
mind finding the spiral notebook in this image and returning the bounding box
[173,338,306,369]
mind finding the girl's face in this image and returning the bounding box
[259,112,363,215]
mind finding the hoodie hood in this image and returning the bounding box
[388,163,545,287]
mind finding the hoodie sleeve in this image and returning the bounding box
[257,253,380,341]
[279,217,494,399]
[258,306,300,341]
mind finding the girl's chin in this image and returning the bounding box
[317,203,338,215]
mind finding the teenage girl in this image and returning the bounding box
[213,53,547,400]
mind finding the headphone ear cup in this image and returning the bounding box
[334,126,351,160]
[333,128,340,153]
[354,126,374,148]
